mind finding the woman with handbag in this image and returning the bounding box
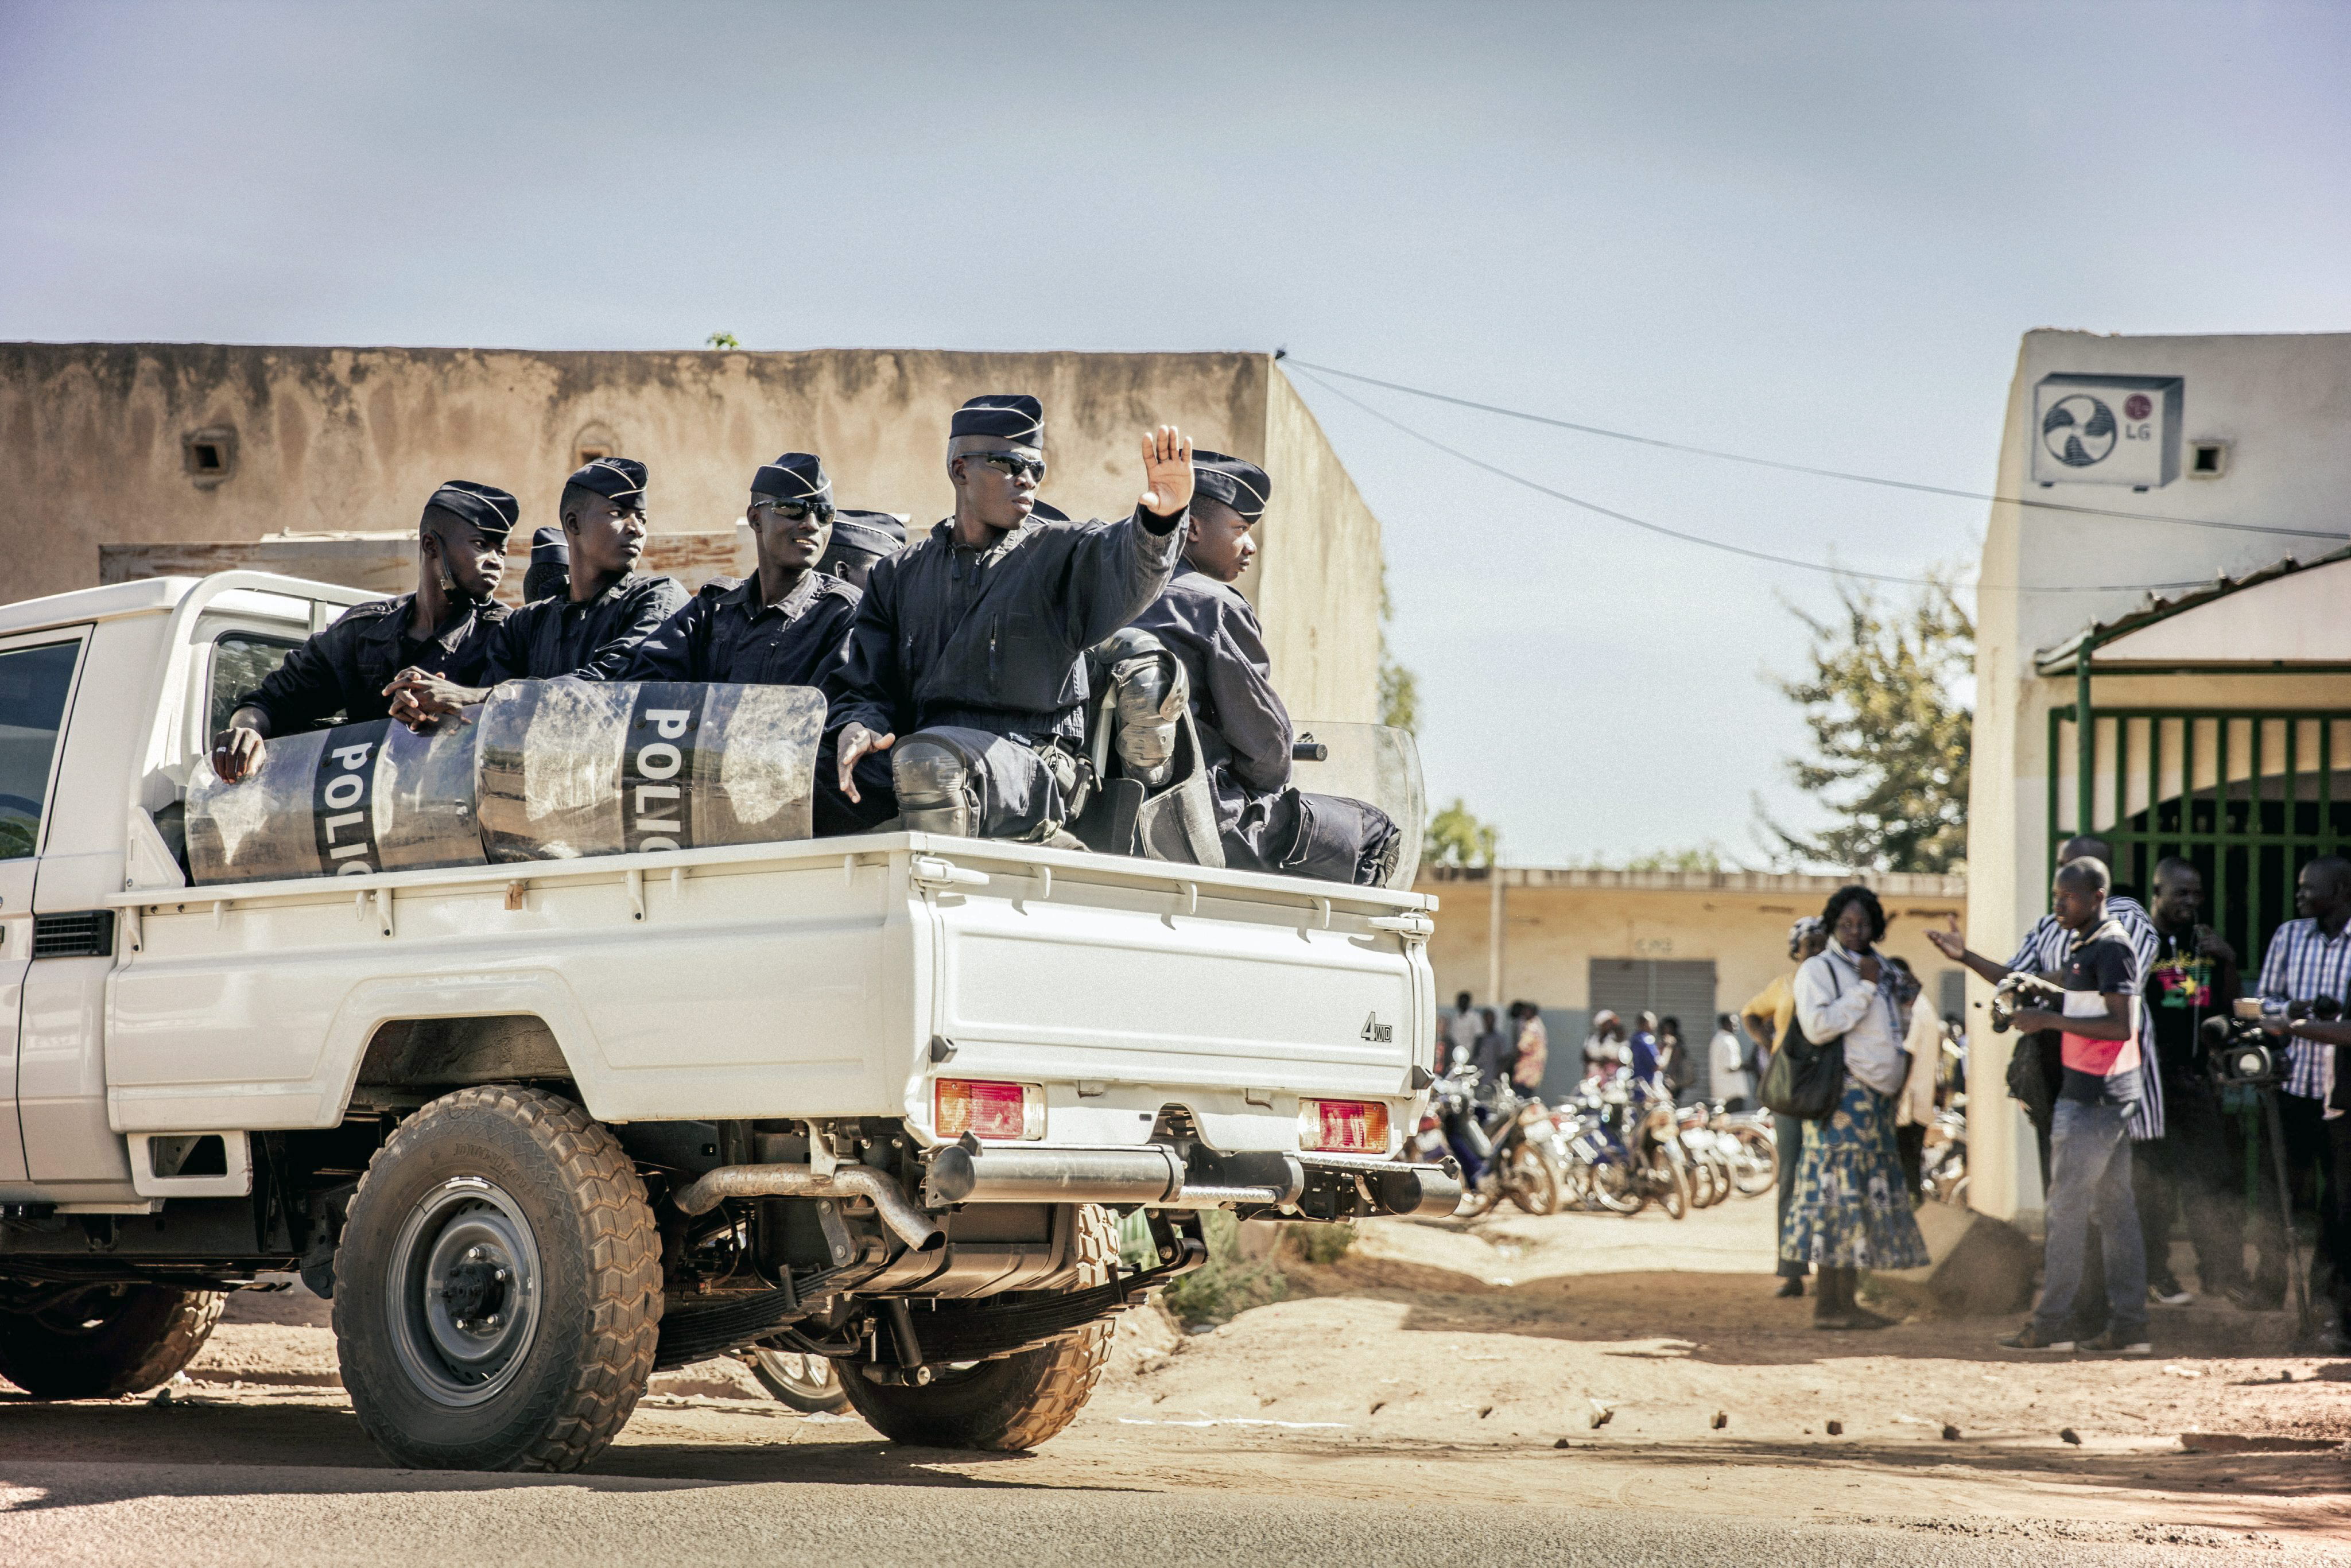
[1778,884,1931,1329]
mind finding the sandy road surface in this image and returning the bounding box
[2,1199,2347,1565]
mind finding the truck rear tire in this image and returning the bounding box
[840,1203,1116,1450]
[333,1085,661,1472]
[0,1282,223,1399]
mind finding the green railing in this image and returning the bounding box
[2047,705,2351,965]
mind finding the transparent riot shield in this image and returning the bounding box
[1287,721,1426,890]
[187,718,488,886]
[473,679,824,863]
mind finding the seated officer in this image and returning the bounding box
[823,394,1193,840]
[817,509,907,591]
[522,525,569,603]
[618,452,861,689]
[208,480,515,783]
[387,457,686,725]
[1127,452,1400,885]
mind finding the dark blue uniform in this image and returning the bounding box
[616,571,860,689]
[1129,564,1399,884]
[478,572,685,685]
[237,593,507,733]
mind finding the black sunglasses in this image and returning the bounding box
[976,453,1046,482]
[754,498,834,522]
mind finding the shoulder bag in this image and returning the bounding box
[1760,961,1849,1121]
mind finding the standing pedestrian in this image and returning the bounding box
[1745,916,1828,1298]
[1656,1016,1696,1103]
[1886,958,1939,1203]
[1582,1010,1628,1085]
[1710,1012,1754,1111]
[1782,886,1931,1330]
[1510,1000,1549,1099]
[1445,991,1481,1072]
[1984,858,2152,1355]
[2136,857,2245,1305]
[1469,1007,1512,1092]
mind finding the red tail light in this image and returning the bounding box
[934,1078,1042,1141]
[1299,1099,1391,1154]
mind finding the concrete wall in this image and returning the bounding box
[0,344,1378,721]
[1416,866,1968,1096]
[1969,330,2351,1225]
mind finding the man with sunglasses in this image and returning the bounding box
[1123,451,1400,884]
[823,394,1192,840]
[618,453,860,689]
[386,457,686,724]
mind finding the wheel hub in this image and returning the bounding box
[386,1177,542,1407]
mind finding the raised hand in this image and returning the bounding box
[1138,425,1193,518]
[1924,913,1966,961]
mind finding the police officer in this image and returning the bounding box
[1126,452,1400,885]
[387,457,686,724]
[619,452,861,689]
[817,509,907,591]
[208,480,516,783]
[522,525,569,603]
[824,395,1194,839]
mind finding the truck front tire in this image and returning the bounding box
[840,1203,1117,1451]
[333,1085,661,1472]
[0,1282,223,1399]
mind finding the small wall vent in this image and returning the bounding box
[182,425,238,488]
[2187,439,2230,479]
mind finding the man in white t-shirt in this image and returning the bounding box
[1709,1012,1753,1109]
[1444,992,1481,1071]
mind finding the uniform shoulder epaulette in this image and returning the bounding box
[696,576,742,601]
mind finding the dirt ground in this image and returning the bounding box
[13,1196,2351,1557]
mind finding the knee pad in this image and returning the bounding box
[891,733,981,838]
[1093,628,1188,789]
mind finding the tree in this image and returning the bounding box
[1423,797,1500,870]
[705,332,740,350]
[1763,570,1972,874]
[1378,657,1419,735]
[1619,844,1728,874]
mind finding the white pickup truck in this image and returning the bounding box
[0,571,1454,1472]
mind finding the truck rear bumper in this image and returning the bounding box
[921,1140,1463,1220]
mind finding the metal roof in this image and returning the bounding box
[2032,543,2351,676]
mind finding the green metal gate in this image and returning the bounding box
[2048,705,2351,965]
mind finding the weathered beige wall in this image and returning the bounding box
[1415,867,1968,1021]
[0,344,1376,719]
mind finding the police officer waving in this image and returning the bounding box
[208,479,517,783]
[823,396,1193,840]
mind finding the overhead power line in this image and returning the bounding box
[1286,364,2220,596]
[1283,356,2346,545]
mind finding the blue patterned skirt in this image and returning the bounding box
[1778,1078,1930,1271]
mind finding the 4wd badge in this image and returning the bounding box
[1360,1011,1394,1044]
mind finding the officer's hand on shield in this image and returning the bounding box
[383,667,470,731]
[209,725,263,783]
[1138,425,1194,518]
[837,723,895,801]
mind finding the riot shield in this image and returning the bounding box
[1287,720,1426,890]
[187,718,488,886]
[474,679,823,863]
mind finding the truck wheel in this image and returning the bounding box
[333,1085,661,1472]
[747,1348,849,1413]
[840,1203,1116,1450]
[0,1282,223,1399]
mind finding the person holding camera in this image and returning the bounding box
[2250,856,2351,1340]
[1781,886,1930,1330]
[1988,859,2150,1353]
[2137,857,2247,1306]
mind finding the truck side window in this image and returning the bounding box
[0,641,82,860]
[207,631,310,739]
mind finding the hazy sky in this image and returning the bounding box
[5,2,2346,865]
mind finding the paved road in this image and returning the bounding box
[0,1458,2300,1567]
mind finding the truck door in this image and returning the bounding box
[0,631,89,1186]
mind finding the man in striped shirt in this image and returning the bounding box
[1930,835,2159,1336]
[2251,856,2351,1336]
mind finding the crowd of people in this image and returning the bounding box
[1728,840,2351,1354]
[1442,995,1551,1100]
[202,395,1401,885]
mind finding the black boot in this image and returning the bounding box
[1776,1275,1805,1299]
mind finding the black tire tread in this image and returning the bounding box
[0,1285,223,1400]
[336,1085,661,1472]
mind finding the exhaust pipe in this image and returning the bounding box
[924,1143,1186,1207]
[670,1163,945,1252]
[1362,1158,1464,1218]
